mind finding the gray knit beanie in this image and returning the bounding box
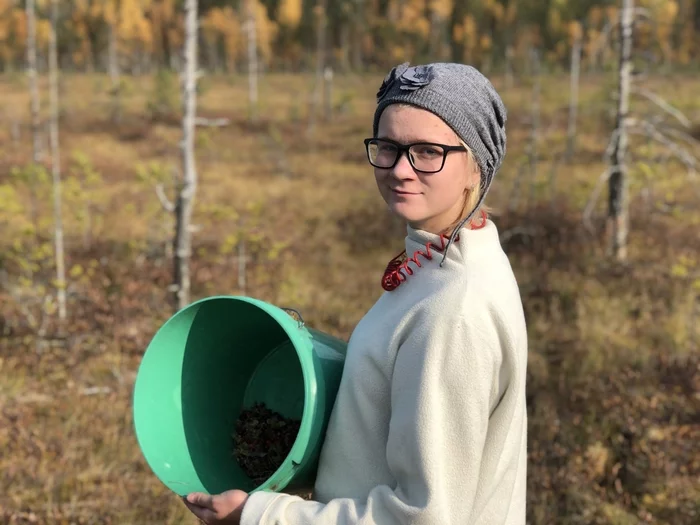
[372,61,507,264]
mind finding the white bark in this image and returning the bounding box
[49,0,66,322]
[608,0,634,261]
[246,0,258,123]
[173,0,199,310]
[323,66,333,122]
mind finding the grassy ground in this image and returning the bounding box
[0,70,699,524]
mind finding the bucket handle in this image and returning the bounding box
[281,307,305,328]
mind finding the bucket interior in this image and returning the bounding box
[134,297,305,495]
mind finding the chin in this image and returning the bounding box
[388,202,427,225]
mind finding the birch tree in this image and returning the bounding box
[607,0,633,260]
[173,0,198,310]
[49,0,66,322]
[583,0,699,261]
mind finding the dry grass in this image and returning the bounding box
[1,70,699,524]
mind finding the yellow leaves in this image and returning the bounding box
[428,0,453,20]
[397,0,430,38]
[671,263,689,278]
[0,184,24,216]
[119,0,152,48]
[253,0,279,64]
[202,6,241,67]
[568,21,583,45]
[103,0,118,26]
[604,5,618,24]
[671,254,697,279]
[36,18,51,48]
[548,10,562,34]
[588,6,604,27]
[278,0,302,28]
[486,1,505,23]
[219,233,238,255]
[70,264,85,279]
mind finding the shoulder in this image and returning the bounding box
[405,256,526,355]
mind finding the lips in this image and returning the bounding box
[391,188,420,195]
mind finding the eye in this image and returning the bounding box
[413,145,443,158]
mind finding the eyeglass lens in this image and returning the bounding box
[367,139,446,172]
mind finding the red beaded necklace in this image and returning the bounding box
[381,210,488,292]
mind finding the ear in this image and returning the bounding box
[466,157,481,189]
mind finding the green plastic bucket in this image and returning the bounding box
[132,295,347,497]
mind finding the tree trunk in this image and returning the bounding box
[323,66,333,122]
[173,0,199,311]
[566,27,582,162]
[26,0,41,237]
[608,0,633,261]
[246,0,258,123]
[49,0,67,323]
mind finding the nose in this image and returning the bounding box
[391,150,415,180]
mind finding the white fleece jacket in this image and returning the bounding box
[241,219,528,525]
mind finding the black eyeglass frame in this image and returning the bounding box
[363,137,467,173]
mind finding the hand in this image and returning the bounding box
[183,489,249,525]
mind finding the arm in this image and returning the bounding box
[241,308,504,525]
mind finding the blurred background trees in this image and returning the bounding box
[0,1,697,76]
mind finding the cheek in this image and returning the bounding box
[425,170,466,205]
[374,168,390,187]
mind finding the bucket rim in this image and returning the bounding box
[135,294,318,494]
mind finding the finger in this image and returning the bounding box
[186,492,215,510]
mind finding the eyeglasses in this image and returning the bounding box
[363,137,466,174]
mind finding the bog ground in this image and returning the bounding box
[0,71,699,524]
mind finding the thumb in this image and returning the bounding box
[186,492,215,509]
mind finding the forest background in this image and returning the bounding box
[0,0,699,523]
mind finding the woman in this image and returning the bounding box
[184,62,528,525]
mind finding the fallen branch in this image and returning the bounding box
[194,117,231,128]
[630,86,692,128]
[657,125,700,151]
[628,119,699,178]
[583,167,614,233]
[81,386,112,396]
[155,183,175,212]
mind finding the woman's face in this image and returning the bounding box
[374,105,476,234]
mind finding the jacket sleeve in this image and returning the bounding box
[240,308,505,525]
